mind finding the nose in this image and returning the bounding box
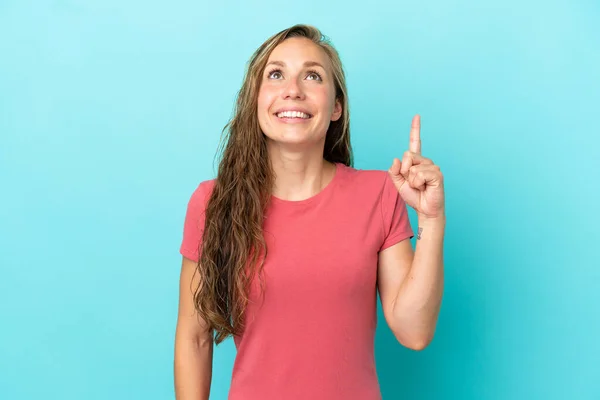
[282,77,305,100]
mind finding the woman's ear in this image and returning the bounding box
[331,98,343,122]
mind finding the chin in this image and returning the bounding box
[261,116,329,144]
[268,135,311,146]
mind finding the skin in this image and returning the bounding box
[174,256,213,399]
[380,114,446,350]
[257,36,342,201]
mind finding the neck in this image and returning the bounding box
[268,144,334,202]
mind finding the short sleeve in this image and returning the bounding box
[179,181,211,262]
[379,173,414,252]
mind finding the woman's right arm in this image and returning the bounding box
[174,256,213,400]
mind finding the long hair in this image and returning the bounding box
[194,24,353,344]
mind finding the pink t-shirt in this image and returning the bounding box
[180,162,414,400]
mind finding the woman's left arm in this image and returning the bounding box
[378,216,445,350]
[377,114,446,351]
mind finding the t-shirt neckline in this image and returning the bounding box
[270,162,342,207]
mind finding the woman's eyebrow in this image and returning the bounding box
[303,61,325,70]
[265,60,326,70]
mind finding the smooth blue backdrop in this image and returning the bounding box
[1,0,598,399]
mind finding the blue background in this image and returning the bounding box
[1,0,599,399]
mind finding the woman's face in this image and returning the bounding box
[257,37,342,147]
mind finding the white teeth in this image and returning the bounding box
[276,111,311,119]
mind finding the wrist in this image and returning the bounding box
[417,213,446,226]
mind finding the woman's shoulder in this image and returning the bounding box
[337,163,390,192]
[336,163,402,209]
[185,178,217,208]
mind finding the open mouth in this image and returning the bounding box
[274,110,313,120]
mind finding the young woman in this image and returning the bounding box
[174,24,445,400]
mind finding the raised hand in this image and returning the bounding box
[388,114,445,220]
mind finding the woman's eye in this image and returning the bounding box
[268,70,282,79]
[307,72,322,81]
[267,69,321,81]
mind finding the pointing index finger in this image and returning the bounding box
[409,114,421,154]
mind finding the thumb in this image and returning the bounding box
[388,158,406,191]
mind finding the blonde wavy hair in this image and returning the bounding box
[195,24,354,344]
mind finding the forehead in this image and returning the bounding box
[267,37,331,68]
